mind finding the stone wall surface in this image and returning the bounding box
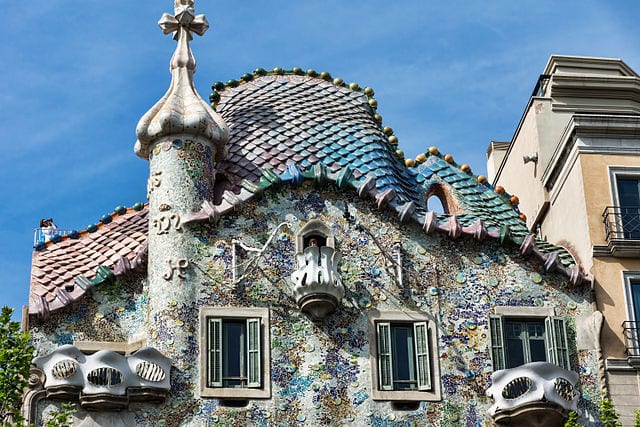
[30,186,600,426]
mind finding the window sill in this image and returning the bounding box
[200,387,271,399]
[371,388,440,402]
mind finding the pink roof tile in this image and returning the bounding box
[29,206,148,318]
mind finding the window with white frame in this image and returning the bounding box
[628,278,640,322]
[623,272,640,358]
[490,307,569,371]
[199,307,270,399]
[609,167,640,239]
[368,311,440,401]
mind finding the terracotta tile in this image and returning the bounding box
[32,286,49,297]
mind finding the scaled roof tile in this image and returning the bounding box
[29,206,148,317]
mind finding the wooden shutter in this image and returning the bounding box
[208,318,223,387]
[377,322,394,390]
[489,315,506,370]
[545,316,570,370]
[413,321,431,390]
[246,318,261,388]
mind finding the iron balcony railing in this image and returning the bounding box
[603,206,640,241]
[623,321,640,357]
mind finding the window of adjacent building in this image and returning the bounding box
[616,177,640,238]
[490,315,569,371]
[368,311,440,401]
[622,273,640,358]
[200,307,270,399]
[609,168,640,240]
[630,280,640,321]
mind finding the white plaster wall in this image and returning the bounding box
[541,154,591,270]
[494,101,547,228]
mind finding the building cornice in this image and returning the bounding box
[550,75,640,114]
[542,114,640,192]
[543,55,637,77]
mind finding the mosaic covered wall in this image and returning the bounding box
[30,186,601,426]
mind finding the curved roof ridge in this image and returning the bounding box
[210,66,527,221]
[29,162,586,318]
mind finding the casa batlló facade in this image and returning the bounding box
[23,1,606,426]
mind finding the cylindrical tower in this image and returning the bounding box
[134,0,228,387]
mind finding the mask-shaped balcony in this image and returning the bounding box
[31,345,171,411]
[486,362,579,427]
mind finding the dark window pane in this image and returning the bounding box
[528,321,547,363]
[527,322,544,338]
[391,324,416,390]
[529,339,546,362]
[505,319,547,368]
[505,320,525,368]
[618,178,640,207]
[506,337,525,368]
[505,322,522,339]
[223,320,244,387]
[617,178,640,238]
[632,281,640,323]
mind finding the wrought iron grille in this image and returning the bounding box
[623,321,640,357]
[602,206,640,241]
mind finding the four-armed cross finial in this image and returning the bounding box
[135,0,229,160]
[159,0,209,41]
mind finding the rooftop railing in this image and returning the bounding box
[33,228,76,247]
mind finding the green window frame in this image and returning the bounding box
[207,317,262,389]
[489,315,569,370]
[376,321,431,391]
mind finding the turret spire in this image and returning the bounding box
[134,0,228,160]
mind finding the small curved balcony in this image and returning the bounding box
[486,362,579,427]
[291,245,344,320]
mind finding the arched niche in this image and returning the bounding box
[295,220,335,253]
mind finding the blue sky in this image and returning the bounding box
[2,0,640,321]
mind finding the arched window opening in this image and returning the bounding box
[427,195,446,214]
[426,183,462,215]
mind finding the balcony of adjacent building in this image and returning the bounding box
[601,206,640,257]
[623,321,640,367]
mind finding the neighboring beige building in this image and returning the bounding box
[489,55,640,425]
